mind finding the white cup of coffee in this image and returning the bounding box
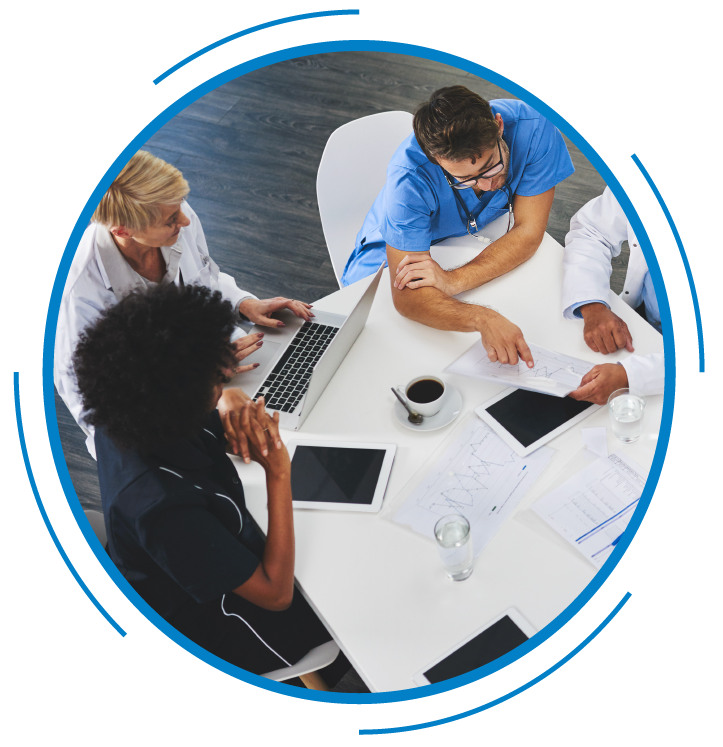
[400,375,447,418]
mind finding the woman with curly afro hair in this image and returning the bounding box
[73,283,342,687]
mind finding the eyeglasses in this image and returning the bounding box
[447,140,505,190]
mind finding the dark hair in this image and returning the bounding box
[413,85,499,164]
[73,283,237,452]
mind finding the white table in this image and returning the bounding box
[236,215,664,692]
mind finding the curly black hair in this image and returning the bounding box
[73,283,237,452]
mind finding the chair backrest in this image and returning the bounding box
[84,509,107,549]
[262,640,340,682]
[317,111,414,287]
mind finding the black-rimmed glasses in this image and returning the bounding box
[447,139,505,189]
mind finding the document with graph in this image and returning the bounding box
[444,341,594,397]
[393,417,554,557]
[531,451,648,567]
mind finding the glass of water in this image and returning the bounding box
[608,388,646,444]
[434,514,474,581]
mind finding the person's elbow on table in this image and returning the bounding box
[392,250,463,296]
[387,244,428,316]
[234,568,294,611]
[386,244,464,316]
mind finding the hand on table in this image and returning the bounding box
[580,303,634,354]
[239,297,314,327]
[568,363,629,405]
[393,252,459,295]
[476,310,534,367]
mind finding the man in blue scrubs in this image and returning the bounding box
[342,86,574,366]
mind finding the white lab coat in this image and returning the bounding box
[562,187,664,396]
[54,202,256,458]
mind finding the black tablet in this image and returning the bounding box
[287,440,396,512]
[413,608,535,685]
[475,387,600,456]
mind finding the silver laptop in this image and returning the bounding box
[233,263,384,430]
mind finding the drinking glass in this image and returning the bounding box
[434,514,474,581]
[608,388,645,444]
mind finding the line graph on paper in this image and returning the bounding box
[445,342,595,396]
[394,418,554,556]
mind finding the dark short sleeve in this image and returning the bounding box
[137,498,260,604]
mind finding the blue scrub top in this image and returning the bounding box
[341,99,575,286]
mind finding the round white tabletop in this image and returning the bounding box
[236,216,664,692]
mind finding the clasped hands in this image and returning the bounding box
[217,390,288,469]
[232,297,314,374]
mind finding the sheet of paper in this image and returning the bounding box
[581,427,608,458]
[444,341,594,397]
[531,451,648,567]
[393,418,554,557]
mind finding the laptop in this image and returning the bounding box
[232,263,384,430]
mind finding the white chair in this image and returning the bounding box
[262,639,341,690]
[84,509,107,549]
[317,111,414,287]
[84,510,337,689]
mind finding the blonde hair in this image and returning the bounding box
[92,150,190,230]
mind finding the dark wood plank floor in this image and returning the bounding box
[54,51,617,693]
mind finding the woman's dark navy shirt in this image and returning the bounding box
[96,411,263,622]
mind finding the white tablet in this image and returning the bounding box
[475,387,601,456]
[412,607,536,686]
[287,439,396,513]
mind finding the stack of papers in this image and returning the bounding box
[445,341,594,397]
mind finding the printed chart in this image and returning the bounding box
[394,418,553,557]
[532,451,648,567]
[445,341,594,396]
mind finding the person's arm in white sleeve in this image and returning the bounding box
[54,293,101,458]
[563,188,634,354]
[562,188,628,316]
[621,352,664,397]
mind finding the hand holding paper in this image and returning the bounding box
[445,341,595,397]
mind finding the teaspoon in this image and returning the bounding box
[391,387,423,425]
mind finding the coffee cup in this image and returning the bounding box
[401,375,447,418]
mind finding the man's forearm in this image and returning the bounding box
[448,224,542,294]
[392,282,489,333]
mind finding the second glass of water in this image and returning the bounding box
[434,514,474,581]
[608,388,645,444]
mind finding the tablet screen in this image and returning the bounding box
[290,446,387,505]
[484,389,594,448]
[424,615,529,683]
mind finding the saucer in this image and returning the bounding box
[394,384,463,432]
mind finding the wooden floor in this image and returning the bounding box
[54,51,617,693]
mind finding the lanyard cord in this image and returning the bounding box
[445,175,515,240]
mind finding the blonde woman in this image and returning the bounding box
[55,151,313,458]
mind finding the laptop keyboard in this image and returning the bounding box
[256,321,339,413]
